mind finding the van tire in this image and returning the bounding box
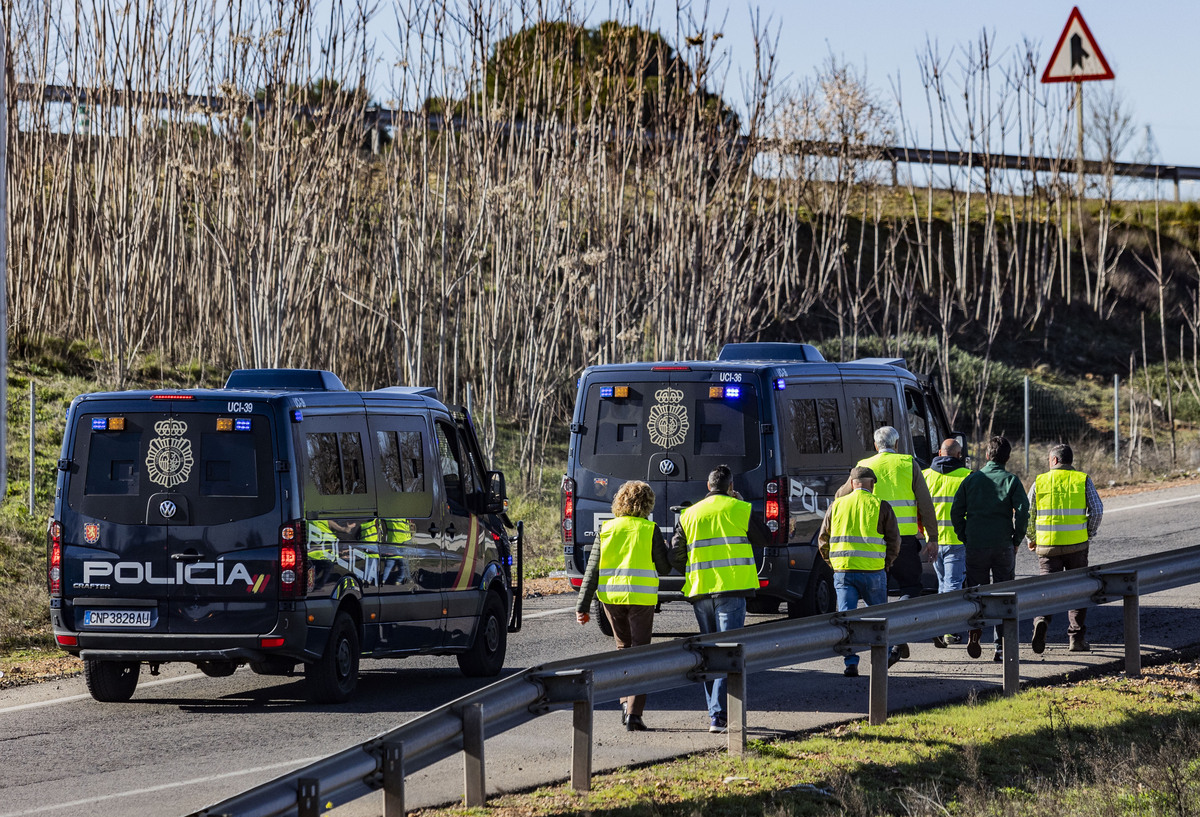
[789,562,836,618]
[592,598,614,637]
[84,659,140,702]
[458,593,508,677]
[306,612,360,703]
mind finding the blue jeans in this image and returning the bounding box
[835,571,888,667]
[691,595,747,720]
[934,545,966,594]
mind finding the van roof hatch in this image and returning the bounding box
[851,357,909,370]
[373,386,442,401]
[716,342,825,362]
[223,368,348,391]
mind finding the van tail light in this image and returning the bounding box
[764,477,789,546]
[48,520,62,597]
[561,476,576,545]
[279,521,307,599]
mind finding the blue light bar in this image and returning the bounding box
[91,417,108,431]
[724,386,741,399]
[774,378,786,391]
[235,418,252,432]
[599,386,614,398]
[291,409,303,423]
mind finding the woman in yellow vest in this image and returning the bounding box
[575,480,671,731]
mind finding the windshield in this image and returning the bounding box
[579,380,761,479]
[68,411,276,525]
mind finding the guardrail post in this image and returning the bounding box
[382,740,404,817]
[689,643,747,755]
[297,777,320,817]
[462,702,486,807]
[1095,571,1141,678]
[838,616,888,724]
[969,592,1019,696]
[529,669,595,791]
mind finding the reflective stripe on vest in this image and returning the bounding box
[1034,469,1089,546]
[596,515,660,606]
[827,489,887,571]
[679,494,759,597]
[859,452,918,535]
[922,466,971,546]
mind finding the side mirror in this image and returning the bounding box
[485,470,507,515]
[951,430,968,460]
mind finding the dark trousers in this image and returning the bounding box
[889,535,925,600]
[602,603,655,715]
[965,545,1016,643]
[1035,548,1089,639]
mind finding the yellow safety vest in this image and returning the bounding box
[678,494,758,597]
[922,467,971,546]
[1034,469,1089,546]
[859,452,918,536]
[827,489,887,572]
[595,516,660,606]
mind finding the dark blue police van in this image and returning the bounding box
[562,343,957,628]
[49,369,522,703]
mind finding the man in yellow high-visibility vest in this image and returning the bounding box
[837,426,937,667]
[924,438,971,649]
[1027,443,1103,653]
[671,464,770,734]
[818,466,901,678]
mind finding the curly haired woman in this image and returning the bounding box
[575,480,671,731]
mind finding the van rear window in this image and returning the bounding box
[581,382,760,478]
[69,412,275,525]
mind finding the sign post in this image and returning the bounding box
[1,16,8,501]
[1041,7,1115,199]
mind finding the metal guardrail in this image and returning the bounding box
[192,544,1200,817]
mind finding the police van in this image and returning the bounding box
[49,369,522,703]
[562,343,958,626]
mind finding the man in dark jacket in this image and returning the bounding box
[950,436,1030,661]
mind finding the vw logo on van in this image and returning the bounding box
[658,458,676,476]
[159,500,177,519]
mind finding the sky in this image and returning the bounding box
[617,1,1195,168]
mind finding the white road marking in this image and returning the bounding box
[1106,494,1200,514]
[522,606,575,620]
[0,672,206,715]
[0,756,326,817]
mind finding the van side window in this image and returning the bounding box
[375,430,433,517]
[435,423,466,505]
[306,432,368,495]
[905,389,933,463]
[786,399,843,454]
[851,397,894,451]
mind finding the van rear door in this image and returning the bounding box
[160,404,281,634]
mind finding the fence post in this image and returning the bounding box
[28,381,35,514]
[1114,374,1120,470]
[462,702,486,807]
[1024,376,1031,473]
[1096,571,1140,678]
[297,778,320,817]
[529,669,595,791]
[839,616,889,725]
[689,643,747,755]
[382,741,405,817]
[970,591,1020,696]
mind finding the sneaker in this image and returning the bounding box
[625,714,647,732]
[844,664,859,677]
[967,629,982,659]
[887,650,903,668]
[1069,637,1090,652]
[1031,620,1047,654]
[932,635,947,649]
[945,634,963,645]
[992,648,1003,663]
[896,643,910,659]
[709,716,727,734]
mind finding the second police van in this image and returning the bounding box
[49,369,521,703]
[562,343,960,628]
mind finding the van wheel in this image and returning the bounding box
[746,597,781,615]
[84,659,140,702]
[592,598,614,638]
[306,612,360,703]
[197,660,238,678]
[789,563,836,618]
[458,593,508,677]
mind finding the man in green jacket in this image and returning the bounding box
[950,436,1030,661]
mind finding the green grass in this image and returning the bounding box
[414,667,1200,817]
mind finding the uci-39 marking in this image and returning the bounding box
[226,401,254,413]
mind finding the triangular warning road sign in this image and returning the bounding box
[1042,6,1114,83]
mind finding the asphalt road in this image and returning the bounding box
[4,481,1200,817]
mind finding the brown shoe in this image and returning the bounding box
[1069,637,1090,652]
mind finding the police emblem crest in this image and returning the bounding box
[145,419,195,488]
[647,387,689,449]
